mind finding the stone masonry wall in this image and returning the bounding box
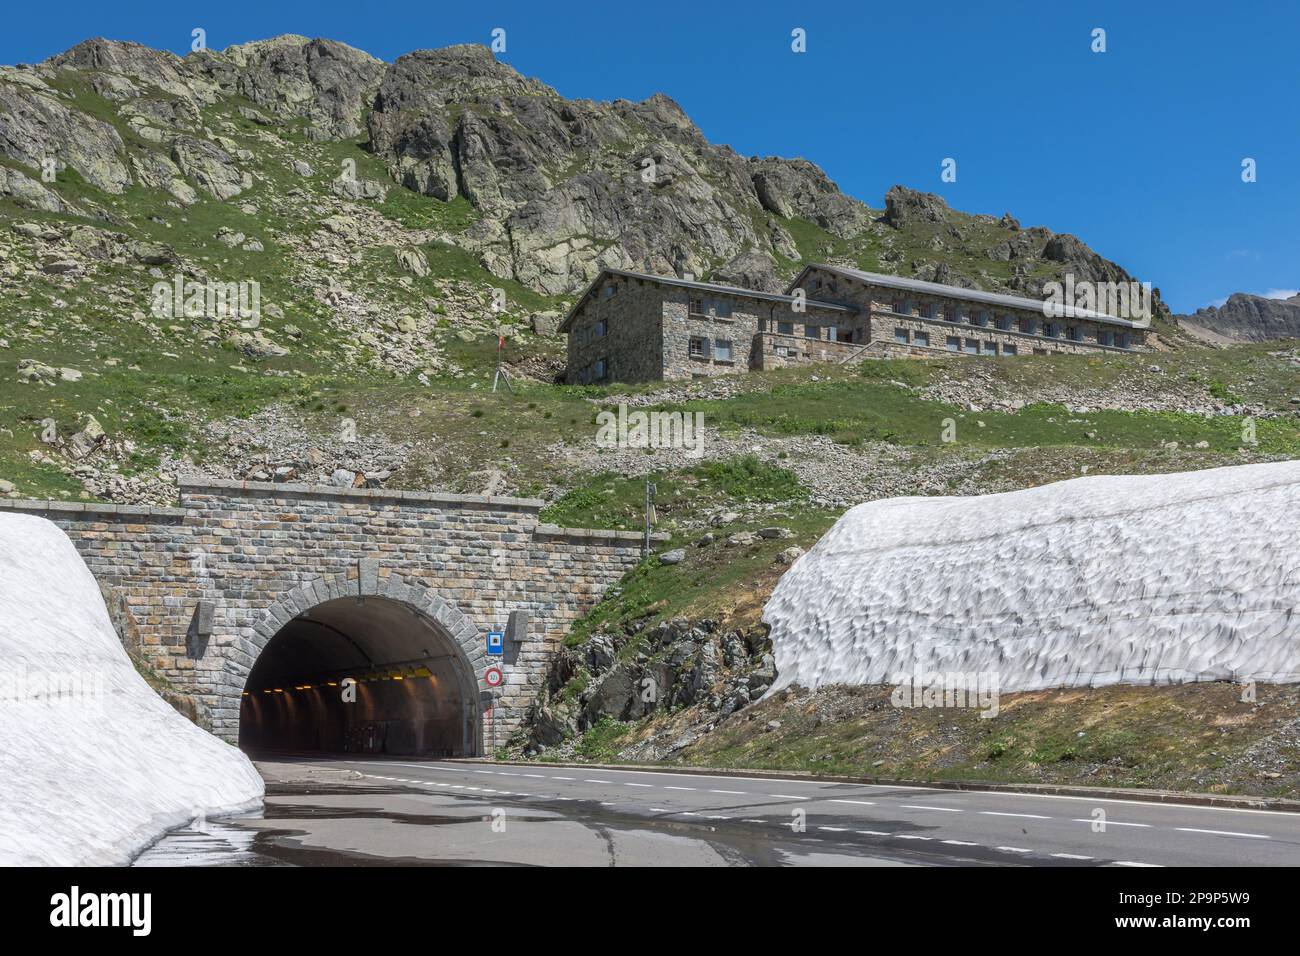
[793,265,1147,357]
[565,273,665,384]
[0,481,650,749]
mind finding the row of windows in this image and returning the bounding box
[689,336,734,362]
[689,296,734,319]
[768,320,857,343]
[888,299,1133,347]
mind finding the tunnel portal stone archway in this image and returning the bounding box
[237,572,487,757]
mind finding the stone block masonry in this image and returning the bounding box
[0,480,655,748]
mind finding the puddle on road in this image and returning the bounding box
[135,777,1060,867]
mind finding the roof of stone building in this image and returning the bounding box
[789,263,1152,329]
[559,268,856,333]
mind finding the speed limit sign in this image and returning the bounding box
[484,665,504,688]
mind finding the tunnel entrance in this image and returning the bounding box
[239,596,479,756]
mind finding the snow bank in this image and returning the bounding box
[764,459,1300,694]
[0,513,263,866]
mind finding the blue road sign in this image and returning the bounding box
[487,631,505,656]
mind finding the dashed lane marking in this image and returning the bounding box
[1071,819,1151,828]
[1052,853,1094,860]
[709,789,747,795]
[980,811,1051,820]
[902,804,963,812]
[1175,827,1270,839]
[829,799,876,806]
[768,794,809,800]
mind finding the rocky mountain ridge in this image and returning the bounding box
[0,34,1171,315]
[1180,292,1300,343]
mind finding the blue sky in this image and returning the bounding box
[2,0,1295,313]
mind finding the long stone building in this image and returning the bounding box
[562,263,1150,384]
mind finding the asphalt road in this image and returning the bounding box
[134,758,1300,866]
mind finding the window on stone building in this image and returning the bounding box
[714,339,733,362]
[964,338,979,354]
[976,310,990,328]
[1068,326,1083,342]
[593,357,607,380]
[1019,317,1037,335]
[945,306,958,322]
[894,327,909,344]
[923,303,938,320]
[915,331,930,348]
[893,299,905,314]
[982,340,998,355]
[1099,329,1115,347]
[1117,332,1131,349]
[1003,343,1017,356]
[804,324,821,339]
[594,319,607,338]
[904,298,916,315]
[1046,322,1061,338]
[946,336,960,352]
[600,284,616,300]
[715,299,732,320]
[689,336,708,359]
[778,320,794,335]
[996,314,1011,331]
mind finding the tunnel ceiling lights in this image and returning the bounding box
[243,664,438,696]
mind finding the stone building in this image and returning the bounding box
[562,264,1149,383]
[560,269,856,384]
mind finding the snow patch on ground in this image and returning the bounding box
[764,459,1300,694]
[0,512,263,866]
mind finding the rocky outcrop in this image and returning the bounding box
[522,617,776,757]
[1180,292,1300,342]
[197,36,384,141]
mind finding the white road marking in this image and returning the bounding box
[1052,853,1093,860]
[551,776,575,781]
[829,799,877,806]
[818,826,849,832]
[943,839,979,846]
[902,804,963,812]
[768,794,808,800]
[896,834,932,841]
[1114,861,1163,867]
[1071,818,1151,828]
[626,783,653,788]
[663,786,696,791]
[1175,827,1270,839]
[981,811,1050,820]
[996,846,1033,854]
[584,779,611,784]
[709,789,746,795]
[858,830,890,836]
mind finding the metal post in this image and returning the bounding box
[643,480,656,558]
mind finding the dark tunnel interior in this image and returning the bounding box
[239,596,478,756]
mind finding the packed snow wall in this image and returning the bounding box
[0,512,263,866]
[764,459,1300,694]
